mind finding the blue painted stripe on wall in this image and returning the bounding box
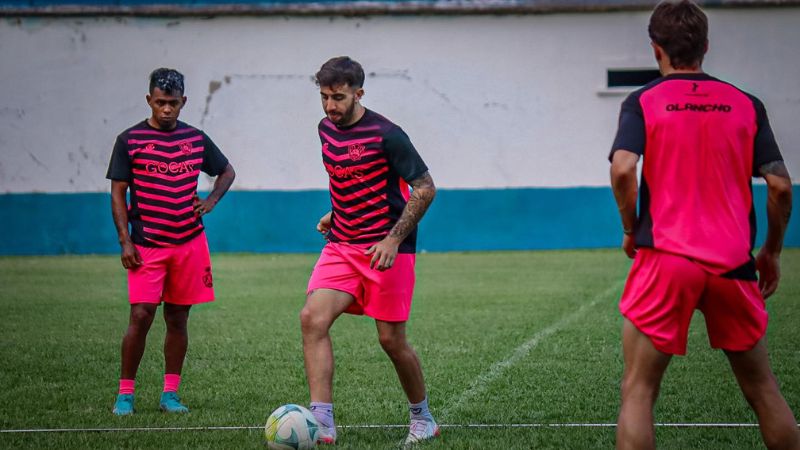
[0,186,796,255]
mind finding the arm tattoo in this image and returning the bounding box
[759,160,793,224]
[388,171,436,241]
[759,160,791,179]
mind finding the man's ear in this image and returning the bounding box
[651,41,663,62]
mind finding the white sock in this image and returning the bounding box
[310,402,335,433]
[409,397,434,422]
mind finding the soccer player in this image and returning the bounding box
[106,68,235,416]
[609,2,797,449]
[300,56,439,446]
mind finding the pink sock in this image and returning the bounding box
[163,374,181,393]
[119,379,135,395]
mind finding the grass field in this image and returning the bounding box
[1,249,799,449]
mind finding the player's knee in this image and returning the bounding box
[620,374,660,403]
[163,315,188,333]
[129,306,156,328]
[162,307,189,332]
[299,306,329,335]
[377,332,407,356]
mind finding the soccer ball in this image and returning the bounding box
[264,404,320,450]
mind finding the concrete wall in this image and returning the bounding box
[1,10,798,253]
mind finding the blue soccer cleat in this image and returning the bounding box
[112,394,135,416]
[159,392,189,413]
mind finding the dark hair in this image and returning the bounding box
[149,68,185,95]
[648,0,708,69]
[315,56,365,89]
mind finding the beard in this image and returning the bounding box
[329,100,357,126]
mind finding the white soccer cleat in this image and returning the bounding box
[315,426,337,445]
[403,418,440,447]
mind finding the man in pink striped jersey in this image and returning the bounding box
[300,56,439,446]
[610,2,796,449]
[106,68,235,416]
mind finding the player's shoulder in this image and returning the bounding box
[717,81,766,110]
[621,76,671,106]
[365,109,404,136]
[117,120,148,139]
[695,73,766,111]
[175,120,205,135]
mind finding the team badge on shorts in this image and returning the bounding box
[202,267,213,288]
[348,143,365,161]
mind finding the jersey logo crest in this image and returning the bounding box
[144,143,156,153]
[348,143,365,161]
[180,143,193,154]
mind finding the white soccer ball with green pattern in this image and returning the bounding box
[264,404,319,450]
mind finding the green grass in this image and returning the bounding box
[0,249,798,449]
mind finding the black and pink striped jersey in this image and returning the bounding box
[319,109,428,253]
[106,120,229,247]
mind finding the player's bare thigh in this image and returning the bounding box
[302,288,356,326]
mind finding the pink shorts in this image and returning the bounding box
[128,232,215,305]
[307,242,416,322]
[620,248,767,355]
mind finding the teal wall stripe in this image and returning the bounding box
[0,186,796,255]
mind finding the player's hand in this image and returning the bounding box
[365,236,400,271]
[755,248,781,298]
[120,240,142,270]
[317,211,333,235]
[193,192,217,217]
[622,233,637,259]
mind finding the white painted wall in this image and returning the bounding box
[1,10,798,193]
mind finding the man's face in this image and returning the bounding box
[320,84,363,126]
[146,87,186,130]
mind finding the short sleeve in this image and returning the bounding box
[106,135,132,181]
[609,93,646,161]
[383,127,428,182]
[751,97,783,176]
[201,132,230,176]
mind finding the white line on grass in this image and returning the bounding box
[439,280,625,421]
[0,423,766,433]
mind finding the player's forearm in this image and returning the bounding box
[610,152,639,233]
[206,164,236,205]
[388,172,436,243]
[611,176,638,233]
[762,173,792,255]
[759,161,792,254]
[110,183,132,245]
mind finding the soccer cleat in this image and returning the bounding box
[112,394,135,416]
[403,418,440,447]
[159,391,189,413]
[315,426,337,445]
